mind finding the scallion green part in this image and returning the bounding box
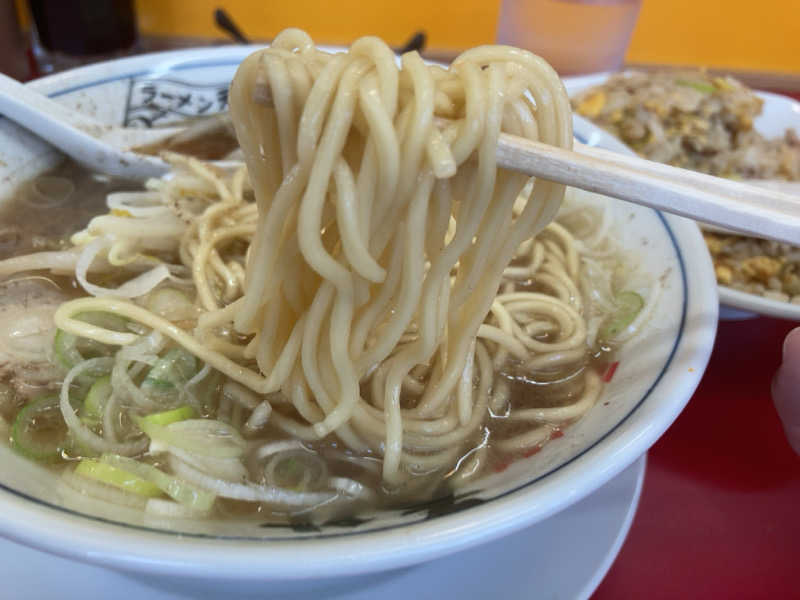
[99,454,215,510]
[141,348,198,399]
[141,405,196,426]
[10,395,67,462]
[53,312,128,371]
[599,290,645,340]
[74,458,163,497]
[82,374,113,422]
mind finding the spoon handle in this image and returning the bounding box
[0,72,110,135]
[0,72,168,179]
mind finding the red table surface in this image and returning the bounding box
[592,316,800,599]
[594,87,800,599]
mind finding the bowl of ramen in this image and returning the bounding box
[566,70,800,321]
[0,33,717,596]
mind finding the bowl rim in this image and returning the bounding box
[0,49,719,580]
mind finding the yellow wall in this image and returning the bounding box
[627,0,799,73]
[134,0,501,51]
[19,0,795,75]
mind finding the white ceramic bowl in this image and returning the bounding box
[565,72,800,322]
[0,49,718,596]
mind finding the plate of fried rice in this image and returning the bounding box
[566,70,800,321]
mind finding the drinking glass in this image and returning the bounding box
[496,0,642,75]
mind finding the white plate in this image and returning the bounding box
[0,456,645,600]
[564,72,800,322]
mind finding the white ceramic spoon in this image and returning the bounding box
[0,72,179,179]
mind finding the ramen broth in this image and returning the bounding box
[0,152,623,523]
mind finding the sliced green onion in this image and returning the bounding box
[599,291,645,340]
[53,329,103,371]
[194,369,222,416]
[11,395,67,462]
[100,453,215,511]
[74,458,163,497]
[141,348,198,399]
[53,312,128,371]
[53,329,79,370]
[150,442,248,482]
[675,79,715,94]
[146,288,196,321]
[136,417,246,459]
[141,405,196,426]
[145,497,210,518]
[273,456,308,490]
[82,375,112,422]
[60,468,147,509]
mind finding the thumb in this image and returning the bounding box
[772,327,800,455]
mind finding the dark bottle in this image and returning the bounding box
[27,0,138,73]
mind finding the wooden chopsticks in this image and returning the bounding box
[496,133,800,245]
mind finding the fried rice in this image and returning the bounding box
[573,70,800,303]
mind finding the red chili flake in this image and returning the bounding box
[602,361,620,383]
[550,429,564,440]
[523,446,542,458]
[494,460,511,473]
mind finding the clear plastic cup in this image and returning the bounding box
[496,0,642,75]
